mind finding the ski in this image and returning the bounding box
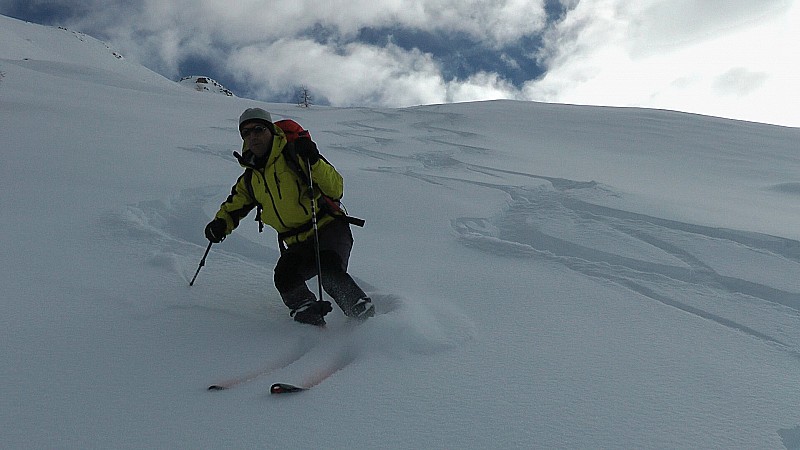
[208,365,281,391]
[268,351,355,395]
[270,383,308,394]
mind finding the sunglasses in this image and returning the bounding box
[240,124,270,139]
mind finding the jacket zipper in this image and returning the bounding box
[253,167,288,230]
[274,172,283,199]
[296,179,309,215]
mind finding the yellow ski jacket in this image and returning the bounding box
[214,129,344,247]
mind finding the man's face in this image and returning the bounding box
[240,123,273,157]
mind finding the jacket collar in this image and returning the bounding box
[233,130,287,170]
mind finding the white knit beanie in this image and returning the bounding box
[238,107,273,130]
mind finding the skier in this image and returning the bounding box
[204,107,375,326]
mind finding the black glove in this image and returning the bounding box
[294,137,320,165]
[204,218,227,243]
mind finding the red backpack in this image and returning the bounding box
[274,118,311,142]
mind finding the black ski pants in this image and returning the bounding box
[274,219,368,316]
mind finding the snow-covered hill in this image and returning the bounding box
[3,13,800,449]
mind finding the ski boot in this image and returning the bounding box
[291,300,332,326]
[349,297,375,320]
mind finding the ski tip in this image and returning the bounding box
[208,385,227,391]
[270,383,307,394]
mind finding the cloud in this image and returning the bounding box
[524,0,800,126]
[269,0,549,47]
[627,0,791,56]
[226,38,520,106]
[6,0,546,106]
[228,39,448,106]
[445,71,520,103]
[713,68,769,96]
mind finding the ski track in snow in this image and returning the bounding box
[450,179,800,357]
[319,108,800,364]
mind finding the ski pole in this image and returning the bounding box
[189,241,213,286]
[307,158,324,303]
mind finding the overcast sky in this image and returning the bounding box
[2,0,798,127]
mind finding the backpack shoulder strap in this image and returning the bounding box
[281,142,311,187]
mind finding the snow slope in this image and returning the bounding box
[3,14,800,449]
